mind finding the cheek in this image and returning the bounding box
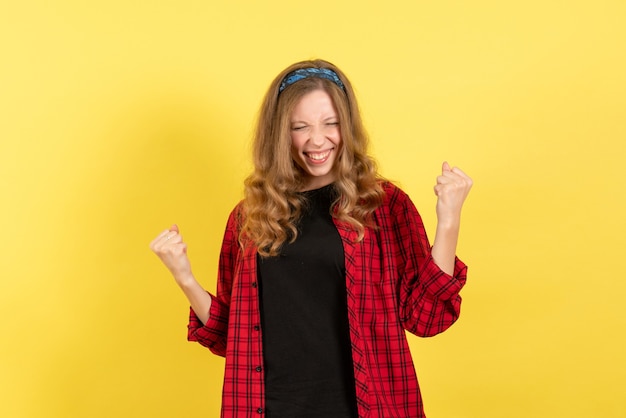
[290,132,306,151]
[329,126,341,143]
[332,129,342,147]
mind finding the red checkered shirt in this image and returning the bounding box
[188,182,467,417]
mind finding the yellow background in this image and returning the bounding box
[1,1,624,417]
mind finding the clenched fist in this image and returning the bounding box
[150,224,194,286]
[434,162,473,224]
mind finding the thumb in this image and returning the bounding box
[170,224,179,233]
[442,161,451,173]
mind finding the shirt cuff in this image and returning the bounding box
[187,294,229,345]
[419,255,467,300]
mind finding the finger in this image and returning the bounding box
[449,166,473,183]
[441,169,469,184]
[437,174,456,185]
[166,233,184,245]
[451,166,470,179]
[170,224,179,233]
[150,229,171,249]
[442,161,451,173]
[165,241,186,254]
[155,230,183,250]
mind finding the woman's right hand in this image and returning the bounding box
[150,224,212,324]
[150,224,194,286]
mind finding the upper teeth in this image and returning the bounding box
[307,151,330,160]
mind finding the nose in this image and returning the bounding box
[309,125,325,147]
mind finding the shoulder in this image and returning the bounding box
[379,181,413,210]
[225,201,245,232]
[375,181,423,227]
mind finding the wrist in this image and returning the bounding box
[436,216,461,231]
[174,272,197,288]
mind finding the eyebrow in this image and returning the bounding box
[290,116,338,124]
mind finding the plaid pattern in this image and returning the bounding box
[188,182,467,417]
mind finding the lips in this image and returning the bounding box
[304,149,333,163]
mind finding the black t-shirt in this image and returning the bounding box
[257,184,358,418]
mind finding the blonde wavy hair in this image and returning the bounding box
[241,59,385,256]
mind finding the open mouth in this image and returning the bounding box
[304,149,333,163]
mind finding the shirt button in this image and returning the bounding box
[251,282,257,288]
[257,407,263,414]
[253,325,260,331]
[255,366,262,372]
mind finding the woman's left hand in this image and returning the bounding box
[434,162,473,224]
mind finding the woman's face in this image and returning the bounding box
[289,89,342,191]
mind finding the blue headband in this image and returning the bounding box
[278,68,345,94]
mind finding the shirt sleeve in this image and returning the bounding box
[386,184,468,337]
[187,204,242,357]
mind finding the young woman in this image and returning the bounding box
[150,59,472,418]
